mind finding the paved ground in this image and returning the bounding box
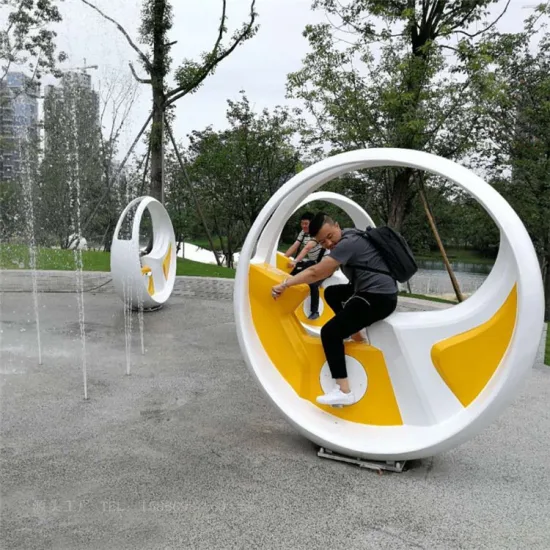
[0,270,235,301]
[1,292,549,550]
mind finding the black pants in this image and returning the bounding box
[321,284,398,379]
[291,261,320,314]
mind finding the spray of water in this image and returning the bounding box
[123,172,139,373]
[68,90,88,400]
[123,275,134,375]
[137,286,145,355]
[122,278,129,374]
[19,133,42,365]
[73,245,87,399]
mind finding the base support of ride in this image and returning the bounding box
[317,447,407,473]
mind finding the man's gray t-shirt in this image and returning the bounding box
[329,228,398,294]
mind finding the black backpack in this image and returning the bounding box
[347,226,417,283]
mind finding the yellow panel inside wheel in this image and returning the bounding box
[431,285,517,407]
[249,263,402,426]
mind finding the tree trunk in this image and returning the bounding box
[139,139,151,196]
[387,169,413,231]
[150,86,164,202]
[149,0,168,203]
[102,219,114,252]
[417,177,464,303]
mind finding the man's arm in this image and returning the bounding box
[293,240,317,263]
[279,256,340,289]
[284,240,301,258]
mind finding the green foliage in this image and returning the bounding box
[402,182,499,257]
[0,179,24,239]
[0,0,66,80]
[478,8,550,320]
[164,147,191,248]
[175,92,301,266]
[139,0,173,48]
[287,0,518,229]
[171,2,259,99]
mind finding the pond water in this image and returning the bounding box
[405,268,489,298]
[416,259,493,275]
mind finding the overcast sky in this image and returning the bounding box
[9,0,542,155]
[40,0,326,153]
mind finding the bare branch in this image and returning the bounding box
[165,0,257,106]
[138,139,152,196]
[129,62,151,84]
[166,0,229,100]
[453,0,512,39]
[79,0,152,72]
[439,44,462,55]
[82,111,152,232]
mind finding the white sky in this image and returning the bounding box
[45,0,328,155]
[3,0,543,157]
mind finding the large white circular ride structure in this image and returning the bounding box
[234,148,545,461]
[111,196,176,310]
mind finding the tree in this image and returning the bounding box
[182,93,302,267]
[164,149,191,257]
[0,0,66,83]
[0,1,65,254]
[80,0,258,203]
[287,0,515,231]
[482,8,550,320]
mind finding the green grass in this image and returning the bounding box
[176,259,234,279]
[1,244,112,271]
[545,323,549,366]
[0,244,235,279]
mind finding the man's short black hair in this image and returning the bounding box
[308,212,334,238]
[300,211,314,221]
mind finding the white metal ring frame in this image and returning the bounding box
[234,148,545,461]
[270,191,375,334]
[111,196,177,310]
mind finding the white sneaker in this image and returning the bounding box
[316,386,357,406]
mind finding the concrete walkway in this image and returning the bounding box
[0,269,453,308]
[1,291,549,550]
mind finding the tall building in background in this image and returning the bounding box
[40,69,103,245]
[0,72,39,181]
[43,71,99,153]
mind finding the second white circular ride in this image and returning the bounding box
[111,196,177,310]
